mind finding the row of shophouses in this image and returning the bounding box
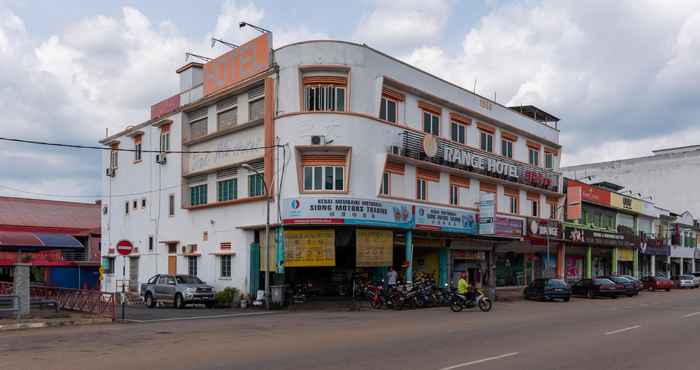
[98,34,699,298]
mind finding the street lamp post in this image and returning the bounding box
[242,164,271,310]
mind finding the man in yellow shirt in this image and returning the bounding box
[457,273,470,295]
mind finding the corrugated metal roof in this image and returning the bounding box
[0,197,100,231]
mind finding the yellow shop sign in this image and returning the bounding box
[284,229,336,267]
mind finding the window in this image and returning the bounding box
[506,193,519,214]
[422,111,440,136]
[102,257,115,274]
[217,107,237,131]
[102,206,108,215]
[160,131,170,153]
[249,98,265,121]
[167,243,177,254]
[303,166,344,192]
[480,131,493,152]
[168,194,175,216]
[380,172,390,196]
[549,202,557,220]
[449,184,459,205]
[529,198,539,217]
[190,118,208,140]
[141,198,146,208]
[217,178,238,202]
[249,174,265,197]
[133,200,138,210]
[110,148,118,169]
[190,184,208,206]
[220,255,232,278]
[451,122,466,144]
[416,178,427,201]
[304,85,346,112]
[545,152,554,169]
[529,148,540,166]
[380,97,397,123]
[501,139,513,158]
[188,256,198,276]
[148,236,154,251]
[125,201,129,215]
[134,142,142,162]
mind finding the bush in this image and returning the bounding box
[215,287,240,307]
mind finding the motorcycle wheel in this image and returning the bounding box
[449,300,463,312]
[370,299,382,309]
[478,298,492,312]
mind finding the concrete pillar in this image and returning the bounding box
[13,263,30,316]
[680,258,684,275]
[556,244,566,279]
[633,249,639,278]
[405,230,413,284]
[611,248,618,275]
[692,257,696,274]
[651,255,656,277]
[585,246,592,279]
[667,256,672,278]
[488,243,496,301]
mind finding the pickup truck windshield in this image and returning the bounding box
[176,276,203,284]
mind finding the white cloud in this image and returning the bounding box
[403,0,700,166]
[353,0,451,51]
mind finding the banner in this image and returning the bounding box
[478,192,496,235]
[284,229,335,267]
[259,234,276,272]
[494,217,524,238]
[414,205,477,234]
[282,197,413,228]
[356,229,393,267]
[618,248,634,262]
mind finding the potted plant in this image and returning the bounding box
[214,287,240,308]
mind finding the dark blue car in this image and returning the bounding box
[523,278,571,302]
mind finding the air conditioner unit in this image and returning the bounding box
[155,154,167,164]
[181,245,187,254]
[105,168,116,177]
[310,135,326,145]
[185,245,197,254]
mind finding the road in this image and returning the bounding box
[2,289,700,370]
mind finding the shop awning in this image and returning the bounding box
[0,231,84,249]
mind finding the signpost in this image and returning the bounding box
[115,240,132,322]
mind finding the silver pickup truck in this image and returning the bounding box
[141,274,215,308]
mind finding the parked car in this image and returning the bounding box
[571,278,623,299]
[640,276,673,291]
[691,273,700,286]
[671,275,698,289]
[523,278,571,302]
[598,276,640,297]
[141,274,215,309]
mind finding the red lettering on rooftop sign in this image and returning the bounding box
[203,33,271,96]
[567,180,611,206]
[150,94,180,120]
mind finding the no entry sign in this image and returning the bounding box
[116,240,133,256]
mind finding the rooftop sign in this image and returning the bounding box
[203,33,272,96]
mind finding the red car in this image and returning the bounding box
[640,276,673,291]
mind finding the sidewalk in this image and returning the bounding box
[0,308,112,331]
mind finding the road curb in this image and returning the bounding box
[0,317,113,332]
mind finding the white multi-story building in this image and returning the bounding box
[100,34,563,297]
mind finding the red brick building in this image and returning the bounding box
[0,196,101,289]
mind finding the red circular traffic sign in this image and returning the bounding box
[116,240,133,256]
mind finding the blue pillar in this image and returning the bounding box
[438,248,448,287]
[405,230,414,284]
[276,227,284,273]
[249,242,260,297]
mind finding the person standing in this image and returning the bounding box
[386,266,398,289]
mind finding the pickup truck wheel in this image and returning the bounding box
[145,293,156,308]
[175,294,185,309]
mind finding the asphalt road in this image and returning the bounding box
[2,289,700,370]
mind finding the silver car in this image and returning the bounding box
[141,274,216,308]
[671,275,698,289]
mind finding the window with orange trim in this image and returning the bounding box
[545,151,555,169]
[480,131,494,152]
[380,97,398,123]
[449,184,459,205]
[501,138,513,158]
[416,178,428,201]
[451,121,467,144]
[303,75,347,112]
[528,147,539,166]
[422,111,440,136]
[527,194,540,217]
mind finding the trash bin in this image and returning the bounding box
[270,285,285,305]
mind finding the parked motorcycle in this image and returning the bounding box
[449,287,492,312]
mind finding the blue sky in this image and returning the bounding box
[1,0,700,200]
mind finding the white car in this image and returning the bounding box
[671,275,698,289]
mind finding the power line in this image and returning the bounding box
[0,183,181,200]
[0,137,283,154]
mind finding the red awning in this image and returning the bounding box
[0,231,84,249]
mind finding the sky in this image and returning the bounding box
[1,0,699,201]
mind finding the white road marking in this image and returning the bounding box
[439,352,520,370]
[682,312,700,318]
[125,311,279,323]
[604,325,641,335]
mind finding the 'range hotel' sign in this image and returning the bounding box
[401,130,559,191]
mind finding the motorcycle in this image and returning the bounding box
[449,287,492,312]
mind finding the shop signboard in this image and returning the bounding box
[494,217,524,238]
[414,205,477,234]
[564,227,635,248]
[452,250,486,260]
[203,33,271,96]
[527,218,562,239]
[259,234,276,272]
[567,180,611,206]
[478,193,495,235]
[283,229,335,267]
[618,248,634,261]
[566,186,582,221]
[282,197,413,228]
[356,229,393,267]
[639,234,670,256]
[610,193,644,214]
